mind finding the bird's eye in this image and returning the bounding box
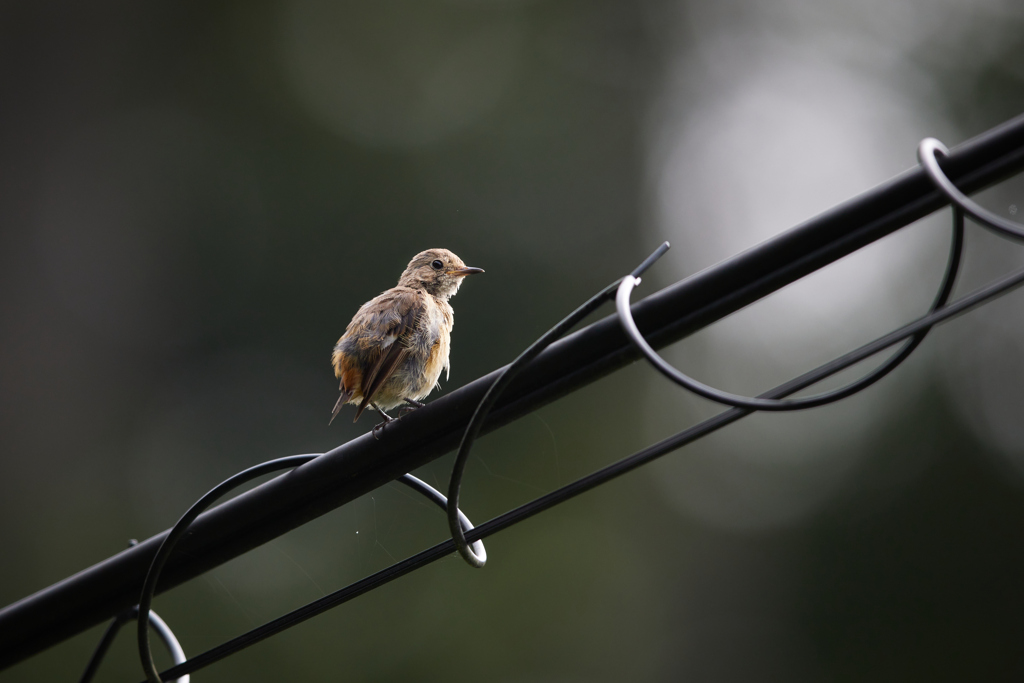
[431,259,444,270]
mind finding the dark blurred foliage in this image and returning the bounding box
[2,1,1024,682]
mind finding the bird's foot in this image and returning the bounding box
[399,398,426,417]
[371,404,395,440]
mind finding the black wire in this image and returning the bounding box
[631,241,671,279]
[79,609,134,683]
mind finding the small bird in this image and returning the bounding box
[330,248,484,432]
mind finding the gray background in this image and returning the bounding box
[3,1,1024,681]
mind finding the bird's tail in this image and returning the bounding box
[329,388,354,425]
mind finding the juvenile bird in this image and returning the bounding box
[330,248,483,432]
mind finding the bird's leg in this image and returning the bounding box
[399,397,426,417]
[371,403,395,440]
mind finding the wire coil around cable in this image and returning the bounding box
[616,210,965,411]
[132,455,483,683]
[614,137,1024,411]
[918,137,1024,241]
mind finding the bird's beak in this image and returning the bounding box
[447,267,485,277]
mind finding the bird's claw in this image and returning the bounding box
[369,401,424,439]
[371,403,396,440]
[399,398,426,417]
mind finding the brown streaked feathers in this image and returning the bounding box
[330,248,483,427]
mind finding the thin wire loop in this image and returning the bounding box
[446,245,669,567]
[137,455,483,682]
[138,454,317,683]
[616,210,965,411]
[398,473,486,563]
[918,137,1024,241]
[80,607,188,683]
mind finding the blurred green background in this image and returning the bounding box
[3,1,1024,681]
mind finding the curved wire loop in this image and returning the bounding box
[138,455,318,683]
[617,205,965,411]
[80,606,188,683]
[918,137,1024,241]
[446,244,672,567]
[138,455,483,682]
[399,474,486,564]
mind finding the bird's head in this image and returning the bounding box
[397,248,484,299]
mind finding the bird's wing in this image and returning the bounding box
[354,289,423,421]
